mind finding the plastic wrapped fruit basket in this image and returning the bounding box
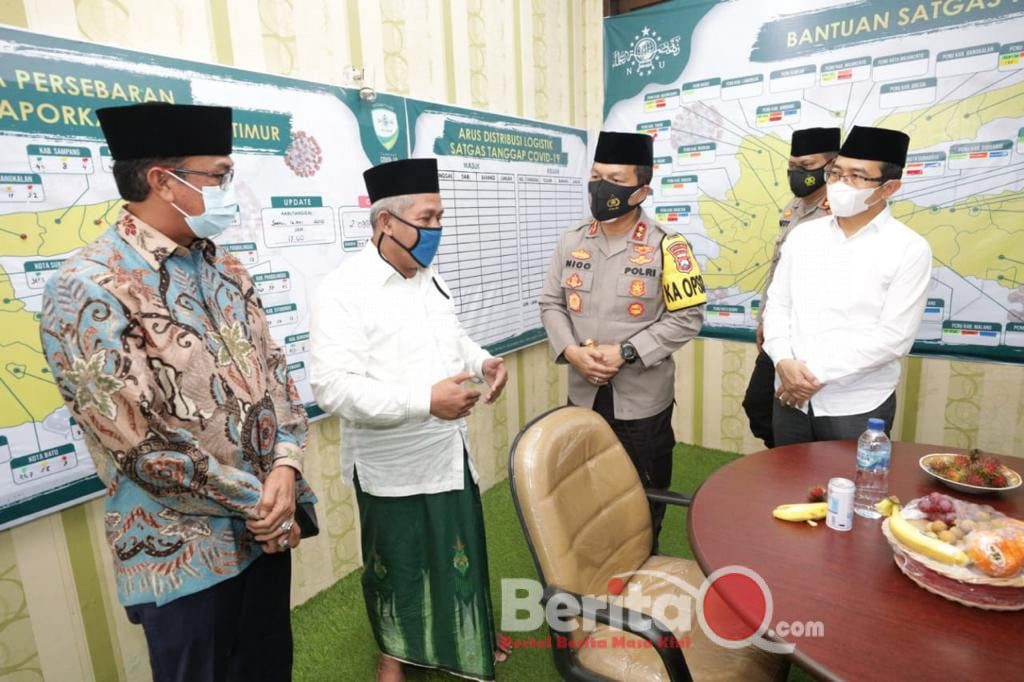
[880,493,1024,610]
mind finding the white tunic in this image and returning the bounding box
[310,244,491,496]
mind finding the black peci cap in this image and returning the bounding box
[593,131,654,166]
[363,158,440,203]
[790,127,840,157]
[839,126,910,167]
[97,103,233,160]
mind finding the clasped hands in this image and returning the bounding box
[775,358,823,409]
[247,465,301,554]
[564,341,624,386]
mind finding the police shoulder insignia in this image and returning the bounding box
[586,221,599,237]
[630,221,648,243]
[661,234,707,311]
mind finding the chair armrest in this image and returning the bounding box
[541,585,692,682]
[645,489,692,507]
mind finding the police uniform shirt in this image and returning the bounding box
[538,211,706,420]
[760,194,830,318]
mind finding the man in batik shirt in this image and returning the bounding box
[39,103,316,682]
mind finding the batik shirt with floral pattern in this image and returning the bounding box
[40,210,316,606]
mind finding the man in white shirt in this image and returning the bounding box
[310,158,508,682]
[763,126,932,445]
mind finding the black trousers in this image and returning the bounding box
[124,552,293,682]
[587,386,675,553]
[772,392,897,446]
[742,350,776,449]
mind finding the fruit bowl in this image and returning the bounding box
[920,453,1022,495]
[879,493,1024,609]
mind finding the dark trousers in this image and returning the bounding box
[125,552,293,682]
[588,386,675,553]
[742,350,776,449]
[772,392,897,446]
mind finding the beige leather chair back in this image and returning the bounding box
[511,407,653,596]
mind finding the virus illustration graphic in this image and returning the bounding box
[284,130,323,178]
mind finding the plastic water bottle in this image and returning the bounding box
[854,418,891,519]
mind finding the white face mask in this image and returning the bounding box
[164,171,238,239]
[826,180,884,218]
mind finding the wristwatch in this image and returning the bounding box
[619,341,638,364]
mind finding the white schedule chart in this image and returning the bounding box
[408,101,589,353]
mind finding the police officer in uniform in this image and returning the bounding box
[742,127,839,448]
[539,131,706,550]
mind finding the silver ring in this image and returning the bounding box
[280,519,293,533]
[279,536,291,550]
[590,377,599,384]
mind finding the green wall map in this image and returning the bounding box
[605,0,1024,363]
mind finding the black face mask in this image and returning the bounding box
[589,179,643,221]
[787,165,827,198]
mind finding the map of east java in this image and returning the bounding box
[1,200,118,429]
[689,78,1024,323]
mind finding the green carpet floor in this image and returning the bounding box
[292,443,815,681]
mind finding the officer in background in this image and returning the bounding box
[539,131,706,550]
[742,127,839,448]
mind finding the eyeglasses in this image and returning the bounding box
[168,167,235,190]
[824,166,885,189]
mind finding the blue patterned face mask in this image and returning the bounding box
[385,210,442,268]
[165,171,238,239]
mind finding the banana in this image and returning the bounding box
[874,495,899,517]
[887,505,969,566]
[772,502,828,522]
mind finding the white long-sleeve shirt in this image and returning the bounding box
[309,244,491,496]
[763,208,932,417]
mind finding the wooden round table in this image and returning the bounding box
[687,441,1024,681]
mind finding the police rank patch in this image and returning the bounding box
[568,291,583,313]
[661,234,707,310]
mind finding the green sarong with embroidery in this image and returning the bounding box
[354,455,497,681]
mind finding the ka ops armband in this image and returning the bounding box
[661,234,708,310]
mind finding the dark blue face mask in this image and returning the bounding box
[385,210,442,268]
